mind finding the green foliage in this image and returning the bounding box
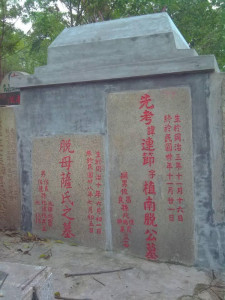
[27,10,65,66]
[170,0,225,71]
[46,0,225,71]
[0,0,24,80]
[0,0,225,77]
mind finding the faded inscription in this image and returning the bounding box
[0,108,20,229]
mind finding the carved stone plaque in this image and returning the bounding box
[0,108,21,230]
[32,135,105,248]
[107,87,194,265]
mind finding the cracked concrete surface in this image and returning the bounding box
[0,232,224,300]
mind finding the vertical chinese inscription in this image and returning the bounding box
[0,108,20,230]
[116,172,134,248]
[32,135,105,248]
[139,94,158,260]
[86,150,103,235]
[164,114,184,223]
[59,139,75,238]
[108,87,194,265]
[35,170,53,231]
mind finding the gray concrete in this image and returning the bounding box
[0,262,52,299]
[207,73,225,224]
[47,13,193,67]
[12,55,217,88]
[0,233,222,300]
[9,13,225,271]
[49,13,189,49]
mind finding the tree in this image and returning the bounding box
[0,0,24,82]
[19,0,65,72]
[56,0,225,70]
[117,0,225,71]
[58,0,130,26]
[1,0,225,77]
[169,0,225,71]
[0,0,66,76]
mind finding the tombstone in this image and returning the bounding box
[32,135,105,247]
[12,13,225,269]
[0,71,26,230]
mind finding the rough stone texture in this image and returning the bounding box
[0,262,53,300]
[107,87,194,265]
[222,75,225,193]
[32,135,105,248]
[207,73,225,223]
[49,13,190,51]
[12,55,218,88]
[0,107,21,230]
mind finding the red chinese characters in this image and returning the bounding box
[59,139,75,238]
[117,172,134,248]
[35,170,53,231]
[164,114,184,222]
[139,93,158,260]
[86,150,103,234]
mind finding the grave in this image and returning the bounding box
[8,13,225,269]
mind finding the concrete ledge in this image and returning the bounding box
[12,55,219,88]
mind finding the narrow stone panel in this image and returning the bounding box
[32,135,105,248]
[107,87,194,265]
[0,108,21,230]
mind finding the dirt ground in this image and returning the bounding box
[0,231,224,300]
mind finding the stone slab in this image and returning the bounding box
[0,262,52,300]
[107,87,194,265]
[0,107,21,230]
[32,135,105,248]
[11,55,218,88]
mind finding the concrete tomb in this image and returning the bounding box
[7,13,225,270]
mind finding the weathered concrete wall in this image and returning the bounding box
[14,72,225,270]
